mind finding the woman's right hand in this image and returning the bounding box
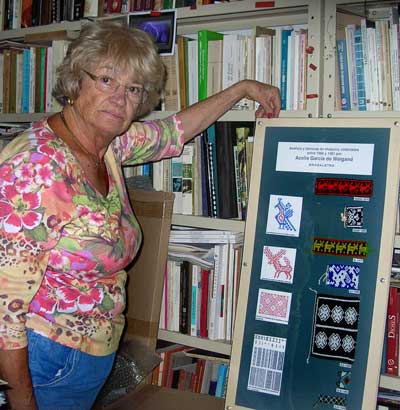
[0,348,37,410]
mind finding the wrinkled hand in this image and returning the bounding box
[241,80,281,118]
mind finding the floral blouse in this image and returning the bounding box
[0,116,184,356]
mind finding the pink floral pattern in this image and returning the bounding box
[0,115,183,355]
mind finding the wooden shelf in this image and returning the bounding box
[171,214,245,232]
[380,374,400,391]
[0,20,82,40]
[158,329,232,355]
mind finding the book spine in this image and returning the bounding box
[181,144,194,215]
[198,30,223,101]
[354,26,367,111]
[9,49,17,113]
[386,286,399,375]
[190,264,199,337]
[345,25,358,110]
[29,46,36,113]
[280,29,292,111]
[206,125,219,218]
[199,268,209,338]
[336,39,351,110]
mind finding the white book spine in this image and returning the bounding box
[345,25,359,110]
[298,31,307,111]
[12,0,21,29]
[286,33,294,111]
[222,34,237,90]
[292,31,300,111]
[225,243,235,342]
[390,24,400,111]
[208,245,220,340]
[273,28,282,89]
[375,21,385,111]
[367,28,379,111]
[187,40,198,105]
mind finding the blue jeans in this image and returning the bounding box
[27,329,116,410]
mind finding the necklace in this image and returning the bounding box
[59,110,101,168]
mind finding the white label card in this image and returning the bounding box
[276,142,374,175]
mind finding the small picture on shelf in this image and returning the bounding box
[128,10,177,56]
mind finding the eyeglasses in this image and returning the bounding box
[83,70,147,103]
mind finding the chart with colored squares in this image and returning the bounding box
[225,119,400,410]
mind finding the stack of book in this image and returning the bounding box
[171,26,308,113]
[151,343,230,398]
[336,6,400,112]
[0,38,69,115]
[160,229,243,342]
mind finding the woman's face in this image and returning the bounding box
[73,62,144,139]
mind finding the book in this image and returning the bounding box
[205,125,219,218]
[207,39,223,97]
[280,29,293,111]
[161,53,179,111]
[0,52,9,115]
[21,48,30,113]
[386,286,399,375]
[215,122,238,219]
[179,261,190,334]
[197,29,223,101]
[345,24,358,110]
[354,25,367,111]
[236,126,250,219]
[15,48,22,113]
[336,38,351,110]
[181,143,194,215]
[199,268,209,338]
[177,36,188,110]
[187,39,198,105]
[8,48,18,113]
[21,0,31,27]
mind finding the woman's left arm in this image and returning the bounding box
[176,80,280,143]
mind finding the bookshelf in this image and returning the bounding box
[5,0,399,405]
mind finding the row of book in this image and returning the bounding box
[160,229,243,342]
[336,7,400,112]
[125,122,254,219]
[169,123,253,220]
[0,39,69,114]
[163,26,308,113]
[151,343,230,398]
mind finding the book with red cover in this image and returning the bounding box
[386,286,399,375]
[107,0,122,12]
[199,268,210,338]
[21,0,32,27]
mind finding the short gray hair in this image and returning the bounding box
[52,20,165,117]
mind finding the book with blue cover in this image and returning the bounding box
[337,38,351,110]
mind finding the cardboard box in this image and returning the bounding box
[104,384,225,410]
[124,189,174,351]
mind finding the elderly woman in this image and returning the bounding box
[0,21,280,410]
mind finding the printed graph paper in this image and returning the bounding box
[247,334,286,396]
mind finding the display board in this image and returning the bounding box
[225,118,400,410]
